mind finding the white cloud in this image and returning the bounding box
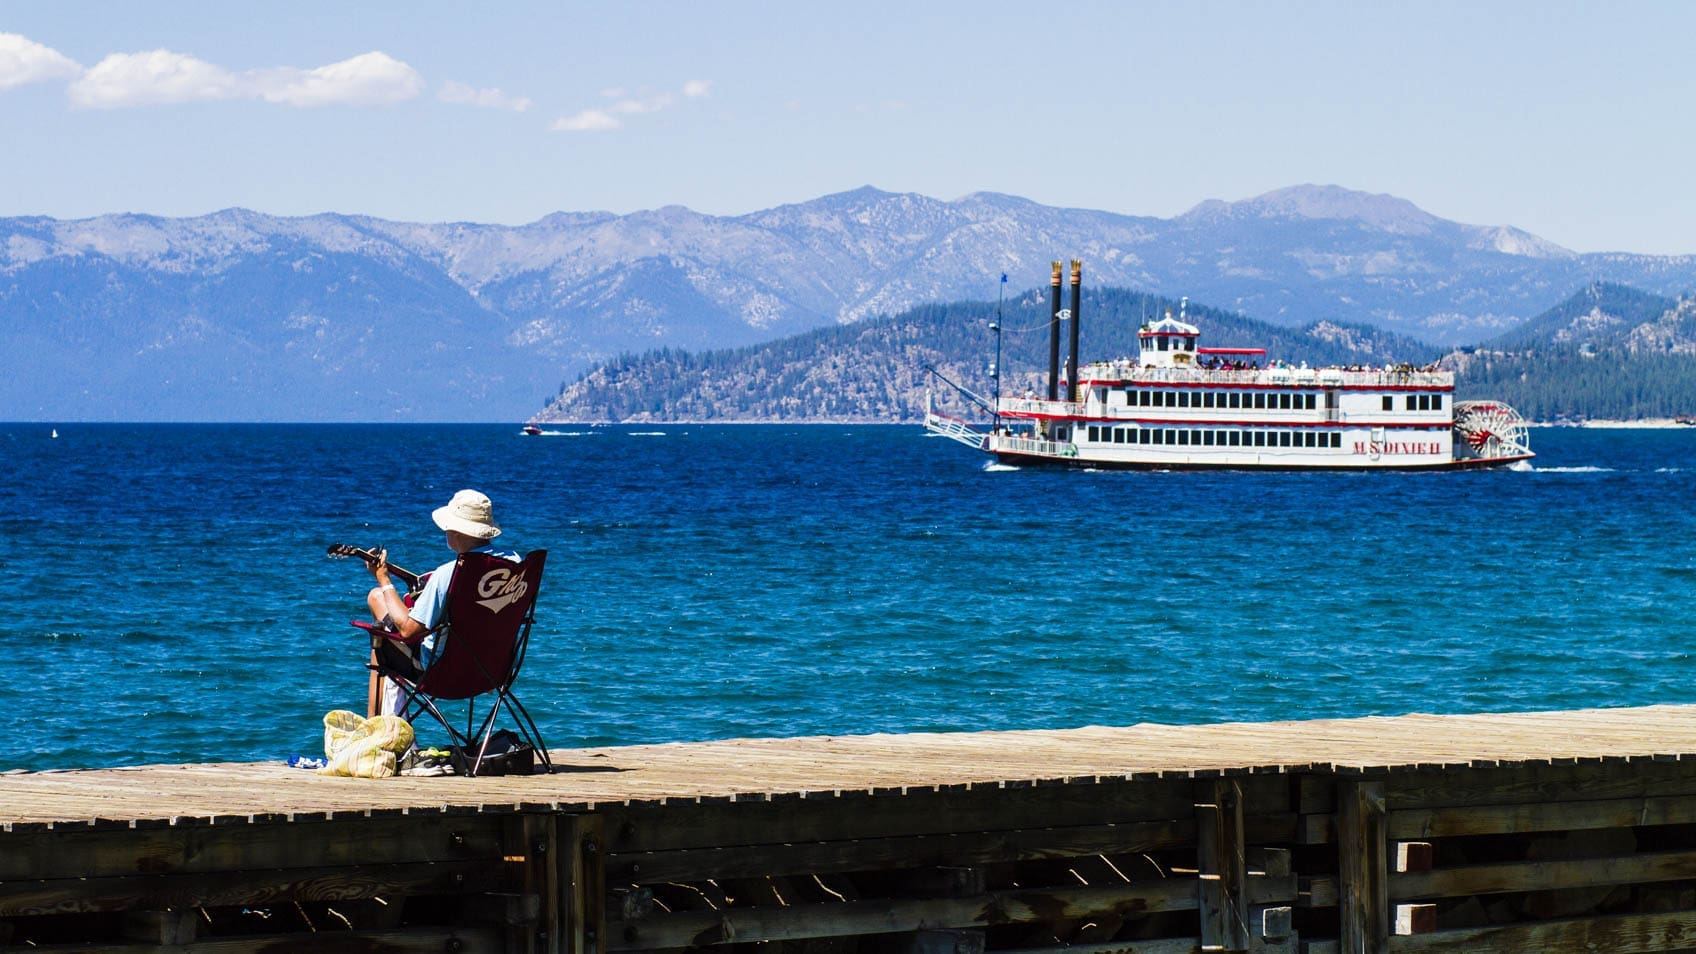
[610,93,672,115]
[65,47,422,109]
[439,79,531,112]
[0,33,81,92]
[551,109,620,132]
[552,80,711,133]
[254,52,423,107]
[69,50,240,108]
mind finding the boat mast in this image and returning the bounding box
[991,273,1005,433]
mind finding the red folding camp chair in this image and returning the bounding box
[355,549,552,775]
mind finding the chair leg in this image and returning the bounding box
[366,648,382,718]
[503,692,554,773]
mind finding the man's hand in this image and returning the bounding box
[366,547,391,585]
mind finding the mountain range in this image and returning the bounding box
[4,185,1695,421]
[538,283,1696,424]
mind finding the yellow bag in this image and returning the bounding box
[322,710,366,758]
[318,711,415,779]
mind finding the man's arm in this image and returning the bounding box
[369,551,430,641]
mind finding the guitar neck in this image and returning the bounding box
[385,563,423,592]
[329,544,422,591]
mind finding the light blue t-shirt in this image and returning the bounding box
[408,545,521,666]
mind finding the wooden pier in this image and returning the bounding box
[7,705,1696,952]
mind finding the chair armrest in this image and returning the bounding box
[350,619,430,647]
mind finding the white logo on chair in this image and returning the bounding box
[475,567,528,613]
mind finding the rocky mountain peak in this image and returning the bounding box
[1183,183,1442,234]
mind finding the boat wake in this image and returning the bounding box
[1531,465,1613,473]
[982,462,1020,472]
[629,431,668,437]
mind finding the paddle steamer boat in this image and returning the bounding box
[925,264,1533,471]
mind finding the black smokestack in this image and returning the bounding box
[1067,259,1081,401]
[1047,261,1062,401]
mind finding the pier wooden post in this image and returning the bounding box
[517,813,561,954]
[564,813,607,954]
[1337,779,1388,954]
[1198,779,1250,952]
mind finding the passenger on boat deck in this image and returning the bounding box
[361,489,521,718]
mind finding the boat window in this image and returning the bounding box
[1256,394,1267,410]
[1164,429,1175,444]
[1433,394,1443,411]
[1140,390,1151,407]
[1228,431,1240,446]
[1281,432,1293,447]
[1332,432,1342,448]
[1306,432,1317,447]
[1229,393,1240,409]
[1382,396,1393,411]
[1306,394,1317,410]
[1253,432,1265,447]
[1178,391,1190,408]
[1406,395,1417,411]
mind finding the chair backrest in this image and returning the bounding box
[415,549,547,700]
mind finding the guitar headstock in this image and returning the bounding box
[326,543,376,562]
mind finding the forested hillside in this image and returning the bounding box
[537,287,1438,422]
[1450,284,1696,420]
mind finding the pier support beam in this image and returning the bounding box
[565,814,607,954]
[1198,779,1250,953]
[1337,779,1388,954]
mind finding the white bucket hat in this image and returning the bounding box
[432,489,502,540]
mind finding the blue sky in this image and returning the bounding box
[3,1,1693,253]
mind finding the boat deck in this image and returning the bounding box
[5,704,1692,828]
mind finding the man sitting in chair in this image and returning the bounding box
[362,489,521,717]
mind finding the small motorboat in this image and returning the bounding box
[522,424,543,436]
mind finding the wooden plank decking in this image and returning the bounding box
[5,704,1694,828]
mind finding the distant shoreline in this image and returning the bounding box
[1533,418,1695,429]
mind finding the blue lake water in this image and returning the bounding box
[3,423,1694,771]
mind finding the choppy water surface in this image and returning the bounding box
[3,423,1693,770]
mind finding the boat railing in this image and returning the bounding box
[923,409,989,451]
[1077,364,1452,389]
[998,397,1081,417]
[994,435,1075,459]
